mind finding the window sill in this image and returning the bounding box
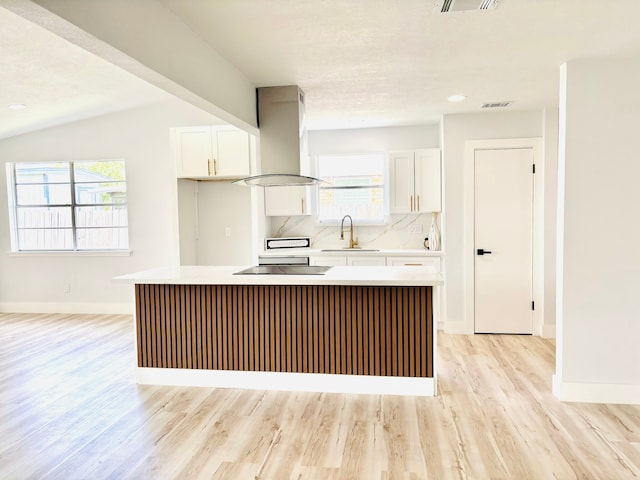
[8,250,133,257]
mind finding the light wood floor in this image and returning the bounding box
[0,313,638,479]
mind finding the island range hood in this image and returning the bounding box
[233,85,323,187]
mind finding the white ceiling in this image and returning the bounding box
[3,0,640,137]
[0,7,173,140]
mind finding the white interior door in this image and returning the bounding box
[474,148,533,334]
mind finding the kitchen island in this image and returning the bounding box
[115,266,443,396]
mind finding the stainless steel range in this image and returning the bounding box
[234,238,332,275]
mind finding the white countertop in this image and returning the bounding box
[114,265,444,287]
[259,248,444,257]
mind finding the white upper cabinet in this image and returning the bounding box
[215,128,252,177]
[175,126,211,178]
[174,126,251,179]
[389,151,415,213]
[414,149,442,213]
[264,186,311,216]
[389,149,441,213]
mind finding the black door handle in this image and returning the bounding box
[477,248,493,255]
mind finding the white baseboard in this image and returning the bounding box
[0,302,133,315]
[552,375,640,405]
[137,368,435,397]
[443,321,472,335]
[444,320,556,338]
[542,323,556,338]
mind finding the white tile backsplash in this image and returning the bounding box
[268,213,441,250]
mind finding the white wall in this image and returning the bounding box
[543,108,559,336]
[555,58,640,403]
[178,180,253,266]
[441,111,544,331]
[308,125,440,156]
[0,98,251,312]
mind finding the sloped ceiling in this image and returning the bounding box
[0,7,173,140]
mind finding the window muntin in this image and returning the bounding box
[317,153,386,223]
[7,160,129,251]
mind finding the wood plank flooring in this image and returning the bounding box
[0,313,638,479]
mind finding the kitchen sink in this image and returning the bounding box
[320,249,380,252]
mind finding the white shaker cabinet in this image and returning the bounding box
[310,255,386,266]
[264,186,311,216]
[389,149,441,214]
[215,128,251,177]
[175,126,211,178]
[347,256,387,266]
[309,255,348,267]
[386,256,441,272]
[174,126,251,179]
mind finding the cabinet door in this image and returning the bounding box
[347,256,386,266]
[175,127,213,178]
[414,149,441,213]
[264,186,311,216]
[386,256,440,272]
[309,256,347,266]
[389,151,415,214]
[215,128,251,177]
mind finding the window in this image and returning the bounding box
[6,160,129,251]
[317,153,386,223]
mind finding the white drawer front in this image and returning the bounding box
[386,256,441,272]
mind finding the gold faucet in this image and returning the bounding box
[340,214,359,249]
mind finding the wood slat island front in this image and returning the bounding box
[116,266,443,396]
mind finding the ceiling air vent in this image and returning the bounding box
[435,0,501,13]
[481,101,512,109]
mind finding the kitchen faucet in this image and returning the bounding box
[340,214,359,249]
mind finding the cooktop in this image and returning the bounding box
[234,265,332,275]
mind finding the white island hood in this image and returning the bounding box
[233,85,322,187]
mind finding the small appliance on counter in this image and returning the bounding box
[424,213,441,251]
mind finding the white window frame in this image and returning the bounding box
[6,159,130,253]
[314,152,389,225]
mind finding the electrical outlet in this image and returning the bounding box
[408,224,423,234]
[225,227,232,237]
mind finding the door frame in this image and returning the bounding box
[463,138,544,336]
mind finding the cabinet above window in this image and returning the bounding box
[173,126,253,180]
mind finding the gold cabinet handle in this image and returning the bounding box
[301,197,305,214]
[410,195,413,212]
[207,159,211,176]
[404,263,422,266]
[213,159,217,176]
[417,195,420,212]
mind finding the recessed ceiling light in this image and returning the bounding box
[8,104,27,110]
[447,94,466,103]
